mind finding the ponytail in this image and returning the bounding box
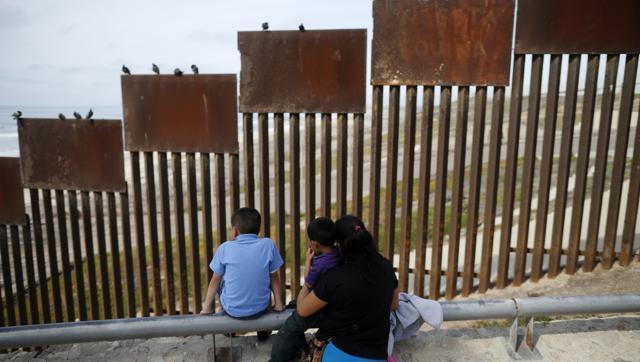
[333,215,383,283]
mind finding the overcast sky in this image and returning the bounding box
[0,0,373,106]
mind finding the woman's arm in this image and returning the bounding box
[296,290,327,317]
[390,287,400,311]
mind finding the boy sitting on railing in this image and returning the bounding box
[270,217,342,361]
[200,207,285,340]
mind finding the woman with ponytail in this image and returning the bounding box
[297,215,399,361]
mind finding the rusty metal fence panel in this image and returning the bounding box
[238,29,367,297]
[371,0,514,86]
[0,158,26,225]
[515,0,640,54]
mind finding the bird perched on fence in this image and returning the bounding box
[11,110,22,121]
[58,113,66,120]
[86,109,93,120]
[299,23,305,32]
[152,63,160,75]
[262,22,269,31]
[174,68,184,76]
[122,65,131,75]
[191,64,199,74]
[73,111,82,119]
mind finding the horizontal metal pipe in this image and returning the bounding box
[0,312,294,349]
[441,298,517,321]
[0,294,638,349]
[515,294,640,317]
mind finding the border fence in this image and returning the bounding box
[0,0,639,326]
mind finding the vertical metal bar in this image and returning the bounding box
[549,54,581,277]
[243,113,255,208]
[399,86,417,292]
[144,152,163,316]
[497,55,525,289]
[462,86,487,296]
[514,55,543,286]
[290,113,301,295]
[584,55,620,272]
[479,87,505,293]
[81,191,99,320]
[336,113,348,217]
[352,113,365,218]
[119,187,136,318]
[21,215,39,324]
[430,86,452,300]
[258,113,271,236]
[369,86,384,242]
[274,113,286,299]
[620,97,640,266]
[10,226,27,325]
[187,153,201,313]
[159,153,175,315]
[107,192,124,318]
[200,153,213,283]
[446,86,469,299]
[172,153,188,314]
[305,114,316,226]
[30,189,51,323]
[602,54,638,269]
[384,86,401,260]
[94,192,112,319]
[567,55,600,274]
[215,153,227,248]
[0,226,15,325]
[320,113,332,217]
[130,152,149,316]
[532,54,562,280]
[67,191,86,321]
[42,189,62,322]
[230,153,240,213]
[0,227,5,327]
[54,190,74,321]
[414,86,434,297]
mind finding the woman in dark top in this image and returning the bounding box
[297,215,399,361]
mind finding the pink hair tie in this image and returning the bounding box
[354,225,362,232]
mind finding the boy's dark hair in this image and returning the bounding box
[231,207,261,234]
[307,217,335,247]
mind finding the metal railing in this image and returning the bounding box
[0,294,638,351]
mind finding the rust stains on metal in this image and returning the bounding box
[238,29,367,113]
[0,158,26,225]
[18,118,126,192]
[516,0,640,54]
[371,0,515,86]
[121,74,238,153]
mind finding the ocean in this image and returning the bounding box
[0,105,124,157]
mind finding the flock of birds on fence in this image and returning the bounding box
[10,23,306,126]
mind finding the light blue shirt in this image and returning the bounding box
[209,233,283,317]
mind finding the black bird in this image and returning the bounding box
[262,22,269,31]
[73,111,82,119]
[174,68,184,76]
[58,113,66,120]
[11,110,22,121]
[152,63,160,75]
[299,23,305,32]
[122,65,131,75]
[86,109,93,120]
[191,64,199,74]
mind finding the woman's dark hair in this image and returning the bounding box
[333,215,382,282]
[307,217,335,247]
